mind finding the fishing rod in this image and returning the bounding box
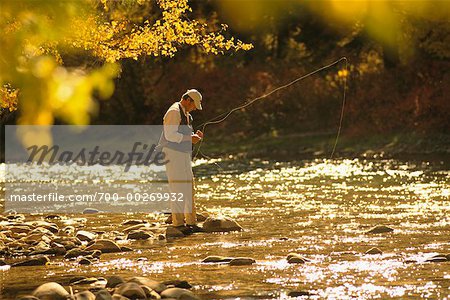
[194,57,348,160]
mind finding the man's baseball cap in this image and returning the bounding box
[183,89,202,110]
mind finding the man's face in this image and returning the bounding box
[187,98,197,112]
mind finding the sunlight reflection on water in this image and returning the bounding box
[1,158,449,299]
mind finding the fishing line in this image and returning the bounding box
[194,57,348,162]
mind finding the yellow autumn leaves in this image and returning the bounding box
[0,0,253,125]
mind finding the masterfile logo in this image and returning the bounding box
[4,125,193,213]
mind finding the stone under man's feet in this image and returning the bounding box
[173,225,193,235]
[187,224,205,233]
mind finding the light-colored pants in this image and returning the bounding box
[163,147,197,226]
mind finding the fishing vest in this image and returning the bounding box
[159,103,193,153]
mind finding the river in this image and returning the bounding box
[1,157,449,299]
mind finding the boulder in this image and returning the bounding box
[12,256,49,267]
[115,282,147,299]
[160,288,199,300]
[229,257,256,266]
[140,286,161,299]
[162,280,192,289]
[32,282,69,300]
[29,228,55,239]
[69,276,89,285]
[366,225,394,234]
[71,277,98,285]
[83,208,99,214]
[286,253,306,264]
[92,250,102,258]
[126,231,153,240]
[202,217,243,233]
[111,295,130,300]
[123,224,149,234]
[106,276,125,288]
[76,231,98,242]
[78,257,92,265]
[74,291,96,300]
[7,214,25,221]
[128,277,167,294]
[28,221,59,234]
[31,241,51,252]
[86,239,122,253]
[61,226,75,235]
[95,289,113,300]
[9,225,31,234]
[201,256,233,263]
[65,248,95,259]
[47,242,67,256]
[122,219,148,226]
[44,214,62,220]
[288,291,312,297]
[365,247,383,255]
[165,227,185,238]
[426,255,448,263]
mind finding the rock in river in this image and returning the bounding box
[229,257,256,266]
[64,248,97,259]
[202,217,243,232]
[126,230,153,240]
[163,280,192,289]
[202,256,234,263]
[115,282,147,299]
[82,208,99,214]
[160,287,200,300]
[288,291,312,297]
[286,253,307,264]
[106,275,125,288]
[73,290,96,300]
[365,247,383,255]
[94,289,113,300]
[85,239,122,253]
[32,282,69,300]
[12,256,50,267]
[366,225,394,234]
[78,257,92,265]
[128,276,167,294]
[426,254,449,263]
[122,219,148,226]
[76,230,97,242]
[165,226,185,238]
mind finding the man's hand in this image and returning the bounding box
[196,130,204,138]
[191,134,202,144]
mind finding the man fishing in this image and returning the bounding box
[159,89,204,234]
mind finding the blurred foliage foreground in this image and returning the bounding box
[0,0,449,155]
[0,0,251,125]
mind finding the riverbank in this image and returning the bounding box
[198,132,450,162]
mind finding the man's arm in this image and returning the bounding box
[163,109,202,144]
[163,109,184,143]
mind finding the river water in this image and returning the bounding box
[1,157,449,299]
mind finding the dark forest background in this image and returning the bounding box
[2,0,449,158]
